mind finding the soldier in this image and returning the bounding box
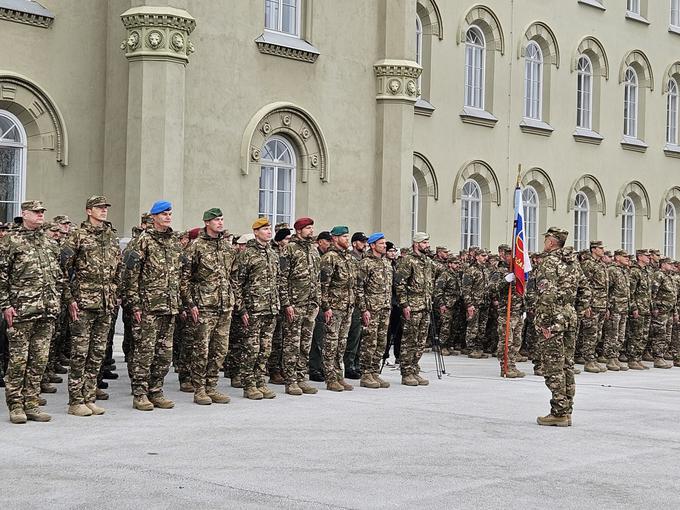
[174,228,199,391]
[602,250,631,371]
[268,227,292,385]
[462,248,490,359]
[279,217,320,396]
[0,200,64,424]
[578,241,609,373]
[320,226,356,392]
[533,227,577,427]
[356,233,392,389]
[344,231,367,380]
[525,252,542,375]
[650,257,677,368]
[237,218,280,400]
[384,241,403,365]
[309,230,332,382]
[394,232,434,386]
[60,196,121,417]
[125,200,184,411]
[627,249,653,370]
[434,255,461,356]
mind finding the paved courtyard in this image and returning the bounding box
[2,342,680,509]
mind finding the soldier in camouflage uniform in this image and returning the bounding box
[237,218,280,400]
[278,217,320,396]
[61,196,121,417]
[267,225,291,385]
[462,248,490,359]
[603,250,631,371]
[356,233,392,389]
[525,252,542,375]
[394,232,434,386]
[627,249,653,370]
[344,232,368,379]
[650,257,677,368]
[0,200,64,424]
[578,241,609,373]
[434,255,461,356]
[670,262,680,367]
[125,200,184,411]
[320,226,356,392]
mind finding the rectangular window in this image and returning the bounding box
[577,73,592,129]
[673,0,680,27]
[627,0,640,14]
[665,215,676,258]
[264,0,299,36]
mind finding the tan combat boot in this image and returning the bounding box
[68,404,93,417]
[414,373,430,386]
[41,383,57,394]
[297,381,318,394]
[440,347,451,356]
[326,380,344,392]
[615,359,629,371]
[38,396,47,406]
[25,407,51,422]
[149,393,175,409]
[536,414,569,427]
[285,382,303,396]
[206,390,231,404]
[373,374,390,388]
[583,361,601,373]
[627,360,644,370]
[339,379,353,391]
[179,381,194,393]
[269,372,285,385]
[257,385,277,399]
[606,358,620,371]
[230,375,243,388]
[360,374,380,389]
[96,388,109,400]
[468,351,483,359]
[243,386,264,400]
[85,402,105,415]
[193,389,212,405]
[9,407,27,424]
[654,358,671,369]
[401,374,418,386]
[133,395,154,411]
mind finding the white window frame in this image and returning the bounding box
[411,176,419,239]
[673,0,680,27]
[664,202,677,258]
[524,41,543,121]
[576,55,593,130]
[621,197,635,253]
[627,0,640,14]
[574,192,590,251]
[461,179,482,250]
[0,110,27,223]
[416,14,423,97]
[623,67,639,138]
[667,78,679,145]
[258,135,296,226]
[522,186,539,253]
[464,26,486,110]
[264,0,301,37]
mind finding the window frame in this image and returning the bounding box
[673,0,680,27]
[524,41,544,121]
[258,135,297,227]
[623,67,639,138]
[627,0,640,14]
[411,176,419,239]
[621,196,635,253]
[464,26,486,110]
[664,202,677,258]
[573,191,590,251]
[667,78,679,145]
[522,186,539,253]
[0,109,27,223]
[264,0,302,38]
[576,55,594,130]
[460,179,482,250]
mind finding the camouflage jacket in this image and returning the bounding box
[394,249,434,312]
[533,249,576,333]
[461,261,488,308]
[320,246,356,312]
[489,261,525,314]
[356,251,392,312]
[433,269,461,309]
[607,264,630,314]
[237,238,280,316]
[580,253,609,311]
[652,269,677,313]
[61,221,122,313]
[628,263,652,315]
[278,235,321,308]
[0,227,64,322]
[124,227,184,315]
[564,247,591,314]
[182,229,239,313]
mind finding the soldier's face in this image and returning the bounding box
[638,254,649,265]
[386,248,398,260]
[205,216,224,235]
[437,250,448,260]
[22,209,45,229]
[299,225,314,239]
[372,238,387,255]
[318,239,331,252]
[279,236,291,248]
[254,225,272,243]
[416,240,430,253]
[153,210,172,230]
[333,234,350,250]
[58,223,71,234]
[88,205,109,222]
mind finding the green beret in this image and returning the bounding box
[203,207,223,221]
[330,226,349,236]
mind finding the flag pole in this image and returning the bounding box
[503,164,522,377]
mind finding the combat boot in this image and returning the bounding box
[25,407,51,422]
[9,407,27,424]
[149,393,175,408]
[285,382,303,395]
[533,366,544,376]
[598,363,608,372]
[230,375,243,388]
[269,372,285,385]
[297,381,318,394]
[414,373,430,386]
[536,414,569,427]
[206,390,230,404]
[133,395,154,411]
[339,379,353,391]
[654,358,671,369]
[606,358,620,371]
[574,356,586,364]
[573,367,581,374]
[257,385,277,399]
[53,363,68,374]
[48,373,63,383]
[326,380,344,392]
[597,355,607,363]
[674,360,680,368]
[193,389,212,405]
[41,382,57,394]
[504,368,526,379]
[440,347,451,356]
[85,402,105,415]
[627,360,644,370]
[451,349,461,356]
[615,360,629,371]
[584,361,601,373]
[642,351,654,362]
[618,354,628,363]
[38,396,47,406]
[401,374,418,386]
[96,388,109,400]
[373,374,390,388]
[360,374,380,388]
[243,386,264,400]
[468,351,483,359]
[68,404,93,417]
[179,381,194,393]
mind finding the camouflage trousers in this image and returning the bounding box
[191,310,232,392]
[4,318,55,410]
[225,314,245,379]
[524,314,540,369]
[68,310,112,405]
[485,305,499,353]
[123,306,141,385]
[536,311,576,417]
[132,313,175,397]
[577,309,606,362]
[650,311,673,359]
[282,304,318,385]
[176,318,196,385]
[359,308,390,376]
[465,305,488,351]
[626,314,651,361]
[242,313,276,388]
[323,308,352,383]
[671,320,680,361]
[497,311,524,370]
[438,307,455,348]
[267,313,285,377]
[400,310,430,377]
[603,312,627,359]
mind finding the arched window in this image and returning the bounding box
[522,186,539,253]
[524,41,543,120]
[264,0,300,36]
[623,67,639,138]
[667,78,679,145]
[574,192,589,251]
[464,26,485,109]
[258,136,295,226]
[0,110,27,223]
[416,14,423,98]
[411,176,419,238]
[577,55,593,130]
[621,197,635,252]
[461,180,481,249]
[664,202,677,258]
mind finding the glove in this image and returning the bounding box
[504,273,515,283]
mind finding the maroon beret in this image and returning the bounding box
[293,217,314,231]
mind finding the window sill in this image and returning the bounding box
[578,0,606,11]
[664,143,680,158]
[573,128,603,145]
[625,11,650,25]
[519,118,553,137]
[0,0,54,28]
[621,136,648,153]
[255,31,319,63]
[670,25,680,35]
[415,98,436,117]
[459,107,498,128]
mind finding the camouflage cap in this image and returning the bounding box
[140,212,153,225]
[650,249,661,256]
[636,249,650,256]
[0,222,8,230]
[53,215,71,225]
[446,254,459,262]
[412,232,429,243]
[44,221,60,232]
[274,222,290,232]
[660,257,673,265]
[497,243,511,253]
[614,249,628,257]
[603,250,613,257]
[590,240,604,249]
[21,200,46,212]
[86,195,111,209]
[542,227,569,242]
[436,246,449,252]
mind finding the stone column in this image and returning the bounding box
[120,6,195,234]
[374,0,420,246]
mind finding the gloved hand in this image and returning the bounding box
[504,273,515,283]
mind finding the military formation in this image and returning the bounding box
[1,197,678,428]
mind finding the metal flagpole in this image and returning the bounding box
[503,164,522,377]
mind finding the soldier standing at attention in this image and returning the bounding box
[462,248,490,359]
[237,218,280,400]
[434,255,461,356]
[1,201,64,424]
[394,232,434,387]
[578,241,609,373]
[627,249,653,370]
[309,231,332,382]
[61,196,121,417]
[268,226,291,385]
[344,231,367,380]
[183,208,239,406]
[650,257,677,369]
[125,200,184,411]
[603,250,631,371]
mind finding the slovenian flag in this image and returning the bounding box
[512,186,532,295]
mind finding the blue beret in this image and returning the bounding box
[330,226,349,236]
[150,200,172,215]
[367,232,385,244]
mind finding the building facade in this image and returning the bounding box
[1,0,679,254]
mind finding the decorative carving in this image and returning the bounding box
[0,5,54,29]
[147,30,164,49]
[310,154,319,167]
[374,60,422,102]
[254,34,320,63]
[388,80,401,94]
[300,126,310,139]
[406,80,417,96]
[282,114,291,126]
[170,33,185,52]
[187,40,195,55]
[121,31,140,51]
[251,147,261,162]
[261,121,271,134]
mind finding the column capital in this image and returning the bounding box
[373,59,422,102]
[120,6,196,65]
